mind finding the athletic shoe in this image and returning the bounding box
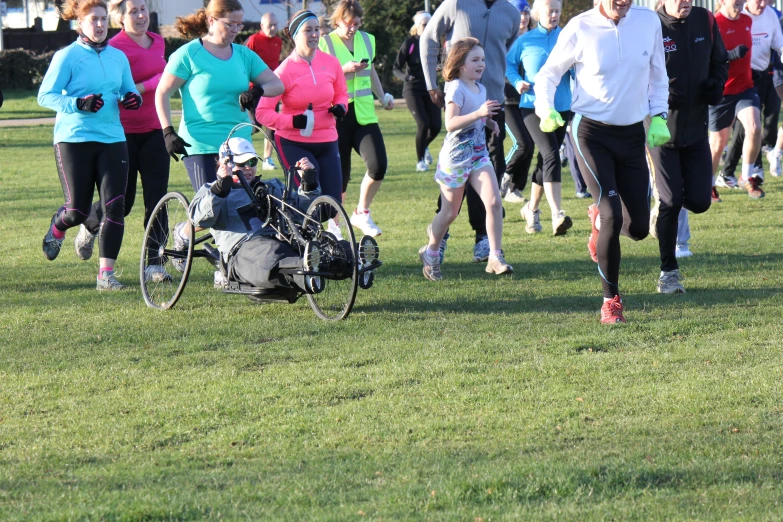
[600,295,626,324]
[649,197,660,239]
[426,224,449,265]
[473,236,490,263]
[741,176,765,199]
[575,191,593,199]
[751,165,765,182]
[171,222,189,273]
[74,224,98,261]
[485,251,513,274]
[657,269,685,294]
[214,270,228,289]
[424,147,433,166]
[416,160,429,172]
[675,244,693,258]
[504,190,528,204]
[350,210,382,237]
[262,157,276,170]
[553,210,573,236]
[522,203,542,234]
[42,214,64,261]
[419,245,442,281]
[767,148,782,177]
[715,174,738,189]
[711,186,722,203]
[499,173,513,197]
[96,270,125,291]
[587,203,599,263]
[144,264,172,283]
[327,218,344,241]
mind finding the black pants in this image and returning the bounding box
[649,139,713,272]
[724,68,779,176]
[84,130,170,262]
[504,103,535,191]
[563,131,589,194]
[276,136,342,203]
[436,108,506,241]
[52,141,129,260]
[571,115,650,298]
[229,235,305,292]
[337,103,388,192]
[404,91,441,162]
[521,108,572,185]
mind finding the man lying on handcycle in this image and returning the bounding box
[189,137,320,297]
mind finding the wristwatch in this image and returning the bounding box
[655,112,668,121]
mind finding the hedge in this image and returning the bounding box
[0,49,56,90]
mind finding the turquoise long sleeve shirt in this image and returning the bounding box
[38,38,138,144]
[505,25,572,112]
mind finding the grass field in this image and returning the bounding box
[1,98,783,520]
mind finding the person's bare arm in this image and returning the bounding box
[156,72,186,129]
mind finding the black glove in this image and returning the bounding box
[163,126,191,161]
[727,45,749,61]
[300,168,318,192]
[328,103,347,121]
[76,93,104,113]
[239,84,264,111]
[292,113,308,129]
[121,92,142,110]
[210,175,234,197]
[702,78,725,106]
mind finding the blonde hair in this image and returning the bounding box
[58,0,108,21]
[108,0,141,26]
[175,0,243,39]
[442,37,482,82]
[410,11,430,36]
[330,0,364,28]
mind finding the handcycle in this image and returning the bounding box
[139,123,381,321]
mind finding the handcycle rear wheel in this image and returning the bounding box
[304,196,358,321]
[140,192,195,310]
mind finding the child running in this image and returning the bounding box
[419,37,512,281]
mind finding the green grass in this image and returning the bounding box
[2,106,783,520]
[0,89,182,120]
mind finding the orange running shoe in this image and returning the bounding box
[587,203,599,263]
[600,295,626,324]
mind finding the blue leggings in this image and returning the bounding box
[275,136,343,202]
[183,154,219,192]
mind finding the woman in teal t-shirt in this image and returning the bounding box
[156,0,283,191]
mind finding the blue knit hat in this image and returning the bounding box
[511,0,531,12]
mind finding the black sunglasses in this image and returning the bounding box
[235,157,259,168]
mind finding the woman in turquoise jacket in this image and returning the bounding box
[506,0,574,237]
[38,0,140,291]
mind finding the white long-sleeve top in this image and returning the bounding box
[534,5,669,126]
[744,6,783,71]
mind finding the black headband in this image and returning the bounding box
[289,10,317,40]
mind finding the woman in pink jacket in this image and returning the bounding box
[255,10,348,202]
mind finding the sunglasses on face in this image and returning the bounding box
[235,158,258,168]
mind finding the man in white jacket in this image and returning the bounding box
[533,0,670,324]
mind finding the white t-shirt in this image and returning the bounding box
[744,6,783,71]
[438,79,489,171]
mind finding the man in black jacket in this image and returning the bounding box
[651,0,729,294]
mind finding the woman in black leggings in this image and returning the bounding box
[393,11,441,172]
[38,0,140,291]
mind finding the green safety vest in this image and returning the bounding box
[319,30,377,125]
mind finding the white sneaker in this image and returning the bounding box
[522,203,542,234]
[350,210,382,237]
[96,270,125,291]
[424,148,433,166]
[327,218,344,241]
[416,160,429,172]
[145,264,172,283]
[262,157,276,170]
[675,244,693,258]
[503,189,527,204]
[766,148,782,177]
[74,224,98,261]
[499,173,513,197]
[715,174,738,189]
[214,270,228,288]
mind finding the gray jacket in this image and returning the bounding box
[420,0,521,103]
[189,178,320,263]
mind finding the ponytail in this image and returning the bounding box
[58,0,108,21]
[175,0,243,39]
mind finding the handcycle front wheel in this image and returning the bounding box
[304,196,358,321]
[140,192,195,310]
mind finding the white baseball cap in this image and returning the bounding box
[219,137,260,164]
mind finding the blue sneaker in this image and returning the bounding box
[473,236,490,263]
[42,214,64,261]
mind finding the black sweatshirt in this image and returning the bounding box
[393,35,429,97]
